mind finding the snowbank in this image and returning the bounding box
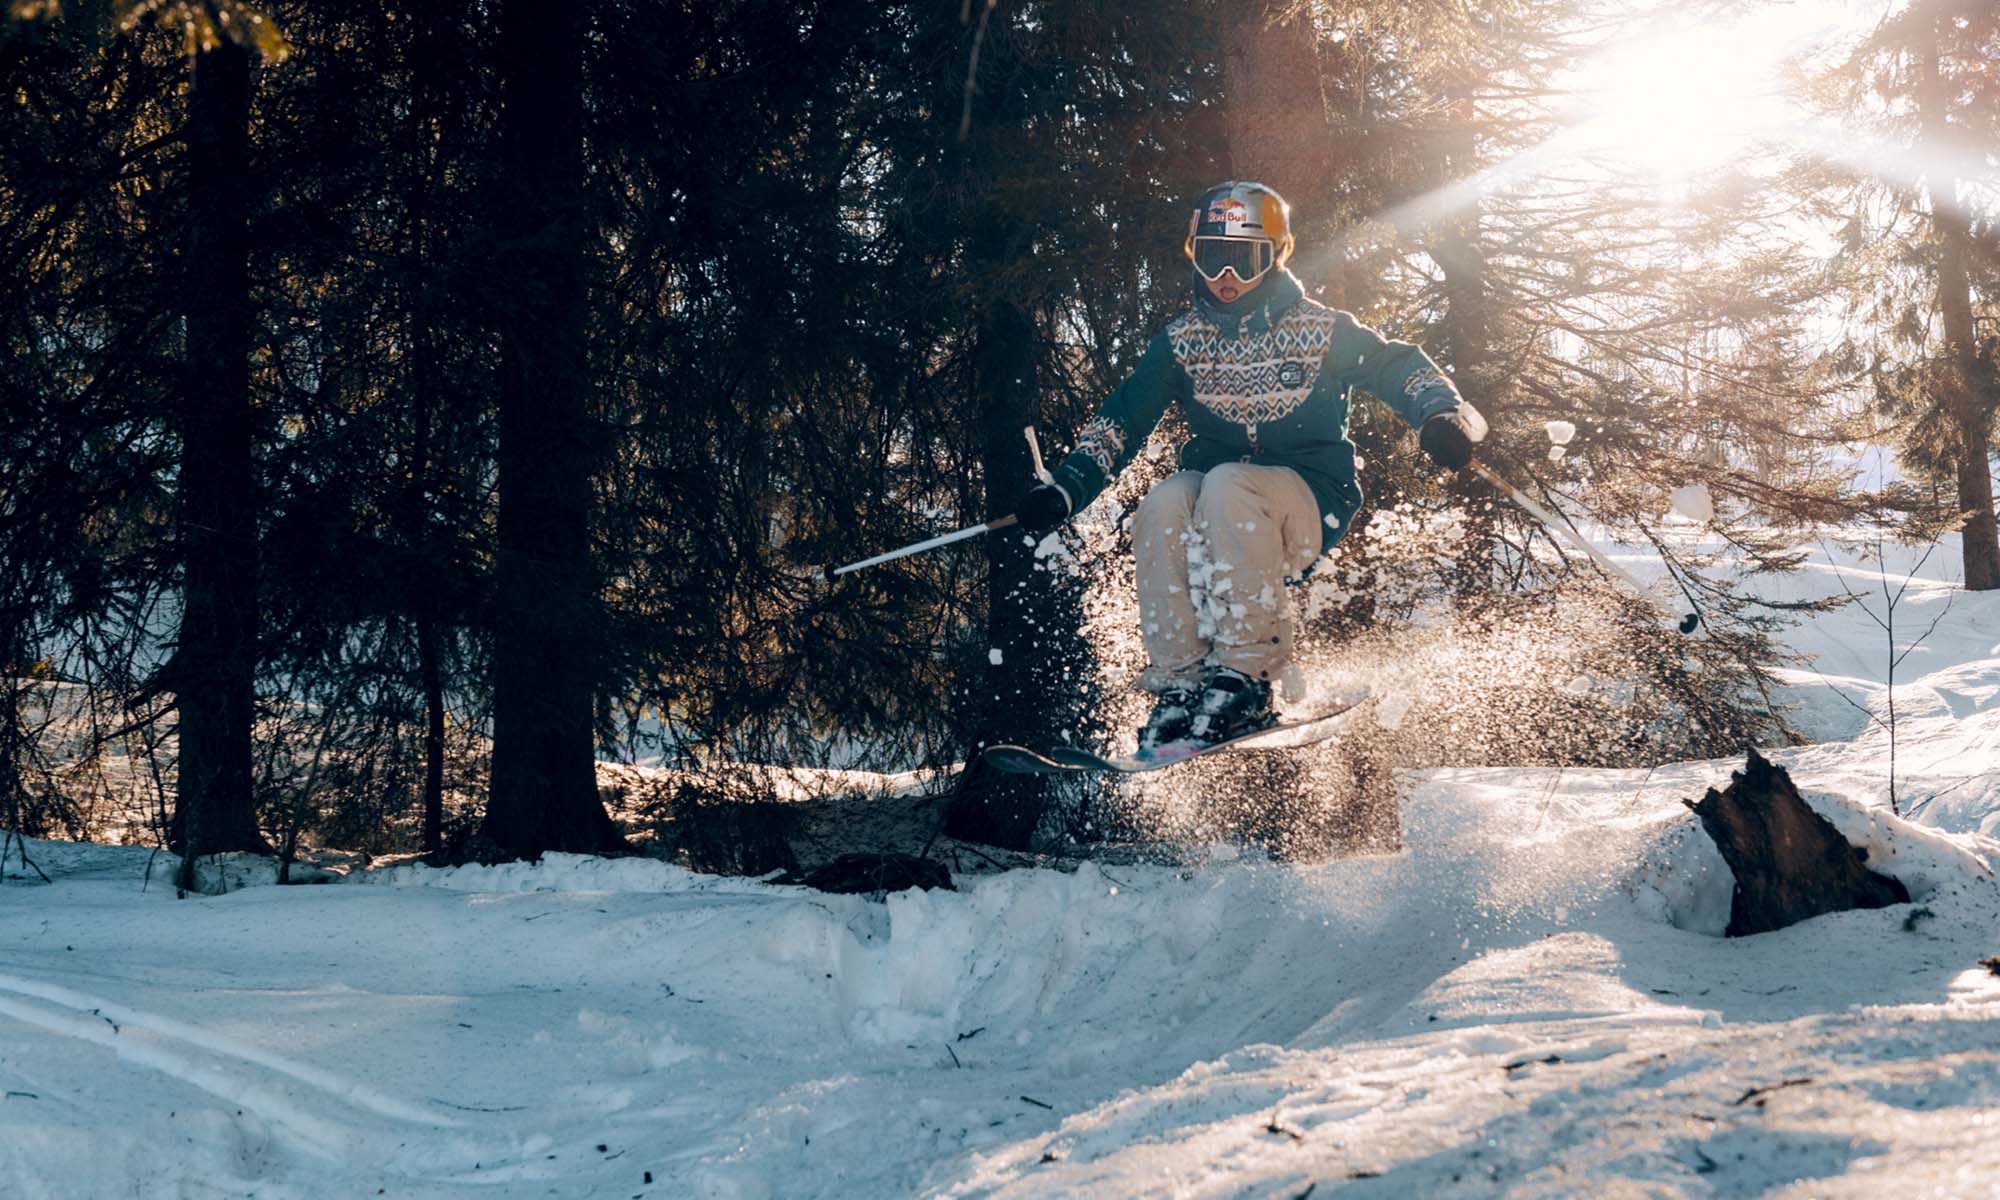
[5,523,2000,1198]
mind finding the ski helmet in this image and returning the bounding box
[1185,181,1294,288]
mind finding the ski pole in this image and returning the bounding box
[1470,461,1700,634]
[829,427,1051,579]
[830,513,1020,577]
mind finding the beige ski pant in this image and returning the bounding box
[1132,464,1322,692]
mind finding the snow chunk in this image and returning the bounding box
[988,648,1004,666]
[1277,663,1309,702]
[1545,419,1577,445]
[1668,484,1714,523]
[577,1009,703,1070]
[1547,445,1566,463]
[1374,689,1414,731]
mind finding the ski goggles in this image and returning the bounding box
[1190,236,1276,284]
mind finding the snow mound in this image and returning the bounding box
[1803,785,1996,898]
[357,851,727,894]
[755,860,1392,1053]
[1627,777,1995,936]
[1628,815,1736,935]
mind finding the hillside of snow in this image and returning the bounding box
[3,533,1999,1198]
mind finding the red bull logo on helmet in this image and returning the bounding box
[1206,197,1249,229]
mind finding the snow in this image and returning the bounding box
[5,536,2000,1197]
[1668,483,1716,523]
[1545,419,1577,446]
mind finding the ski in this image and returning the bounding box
[981,690,1369,776]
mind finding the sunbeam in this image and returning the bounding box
[1318,1,1897,248]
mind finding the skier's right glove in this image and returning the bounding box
[1419,412,1477,471]
[1014,483,1072,534]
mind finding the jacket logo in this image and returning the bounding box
[1277,361,1305,387]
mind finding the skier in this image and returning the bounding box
[1013,181,1486,751]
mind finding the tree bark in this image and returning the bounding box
[1220,2,1334,207]
[171,38,267,873]
[0,620,24,841]
[938,16,1085,851]
[1221,2,1344,304]
[1917,13,2000,591]
[419,612,446,855]
[407,2,449,859]
[944,266,1055,850]
[1686,750,1909,937]
[481,0,625,857]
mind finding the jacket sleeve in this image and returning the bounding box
[1326,313,1461,429]
[1049,329,1188,514]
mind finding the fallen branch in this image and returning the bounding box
[1733,1077,1813,1106]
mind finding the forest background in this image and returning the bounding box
[1,0,1995,882]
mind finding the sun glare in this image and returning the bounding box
[1364,3,1883,235]
[1565,17,1805,184]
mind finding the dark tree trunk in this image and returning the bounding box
[407,7,447,860]
[1917,15,2000,591]
[1220,2,1334,207]
[945,269,1056,850]
[938,18,1097,852]
[419,612,446,855]
[0,619,24,840]
[171,39,267,873]
[1686,750,1909,937]
[480,0,624,857]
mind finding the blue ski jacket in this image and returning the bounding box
[1052,270,1463,554]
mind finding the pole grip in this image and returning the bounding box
[1025,426,1053,485]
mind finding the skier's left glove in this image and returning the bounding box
[1014,483,1072,534]
[1419,410,1480,471]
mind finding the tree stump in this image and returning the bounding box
[778,853,954,895]
[1686,749,1909,937]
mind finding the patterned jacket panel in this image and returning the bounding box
[1165,303,1343,428]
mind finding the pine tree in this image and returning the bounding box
[1911,3,1999,590]
[169,33,268,876]
[1817,0,2000,591]
[479,0,624,857]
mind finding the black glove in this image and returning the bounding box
[1419,412,1476,471]
[1014,483,1072,534]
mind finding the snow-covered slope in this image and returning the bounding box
[3,536,1998,1198]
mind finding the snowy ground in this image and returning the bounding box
[4,534,2000,1198]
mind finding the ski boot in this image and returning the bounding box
[1137,681,1199,751]
[1187,666,1276,745]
